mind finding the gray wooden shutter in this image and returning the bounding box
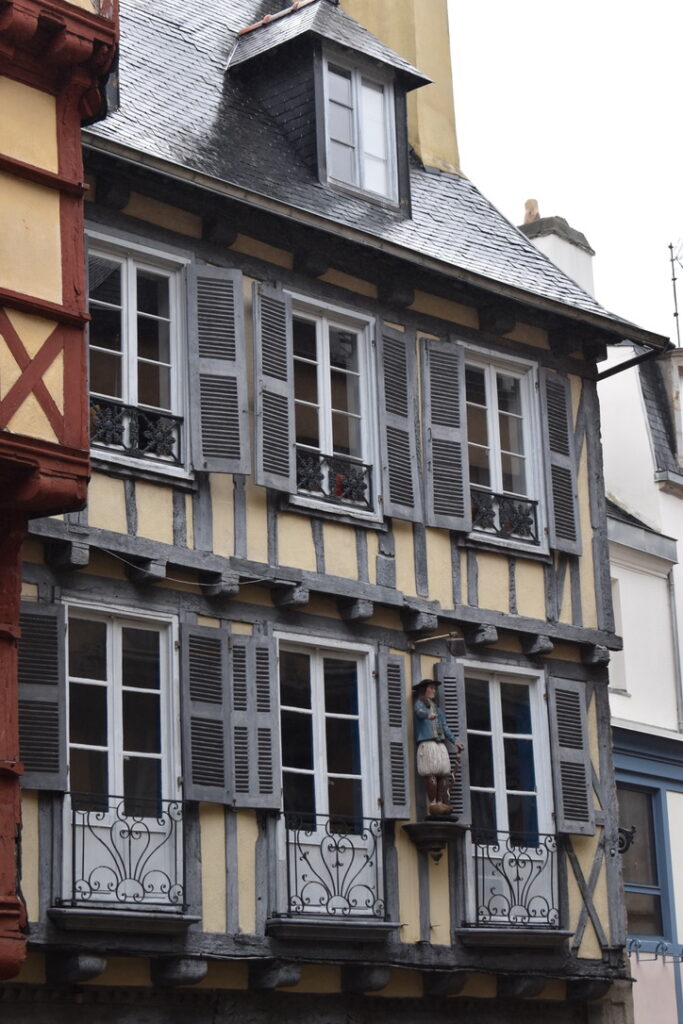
[434,657,471,825]
[187,265,250,474]
[231,634,281,810]
[376,325,423,522]
[547,676,595,836]
[18,604,67,791]
[180,624,232,804]
[377,648,411,819]
[422,337,471,531]
[540,368,582,555]
[253,282,296,493]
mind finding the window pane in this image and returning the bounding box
[137,316,170,363]
[619,787,658,886]
[329,328,358,371]
[328,101,354,145]
[138,359,171,410]
[281,710,313,770]
[89,257,121,305]
[137,270,169,318]
[328,777,363,824]
[295,402,320,449]
[70,683,107,746]
[362,154,388,196]
[507,793,538,840]
[471,791,496,839]
[500,684,531,734]
[497,373,522,414]
[504,737,536,792]
[332,412,362,458]
[326,719,361,775]
[329,140,355,185]
[123,756,161,815]
[293,318,317,360]
[465,679,491,730]
[624,891,663,936]
[122,628,160,690]
[294,360,318,405]
[123,691,160,753]
[469,734,494,788]
[324,659,358,715]
[499,412,525,456]
[280,651,311,709]
[69,618,107,680]
[89,305,122,353]
[328,66,352,105]
[468,444,491,488]
[90,348,122,398]
[331,370,360,416]
[466,366,487,406]
[501,452,526,495]
[467,405,488,447]
[283,771,315,820]
[361,80,387,159]
[70,747,108,803]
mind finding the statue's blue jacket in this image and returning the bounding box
[413,699,456,745]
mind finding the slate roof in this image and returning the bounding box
[606,498,662,533]
[230,0,430,88]
[639,358,679,474]
[85,0,667,347]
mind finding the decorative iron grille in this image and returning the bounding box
[471,488,540,544]
[296,450,373,510]
[62,794,185,911]
[282,813,385,919]
[90,397,183,465]
[469,830,559,928]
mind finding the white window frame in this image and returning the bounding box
[465,345,547,552]
[288,292,381,522]
[86,230,191,479]
[322,54,398,204]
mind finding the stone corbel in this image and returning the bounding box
[497,975,548,999]
[465,623,498,647]
[566,979,612,1002]
[200,570,240,599]
[402,820,465,863]
[581,644,610,666]
[479,304,516,336]
[248,959,302,990]
[341,964,390,993]
[422,970,471,997]
[45,953,107,984]
[126,558,167,585]
[339,598,374,621]
[403,610,439,634]
[151,957,208,987]
[272,583,310,608]
[521,633,554,656]
[377,280,415,309]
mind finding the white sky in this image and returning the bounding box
[448,0,683,342]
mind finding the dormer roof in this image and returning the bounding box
[229,0,431,90]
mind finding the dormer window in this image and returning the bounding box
[324,60,397,202]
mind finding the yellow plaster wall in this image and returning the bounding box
[136,482,173,544]
[551,642,581,663]
[426,527,454,608]
[427,854,450,945]
[410,290,478,329]
[211,473,234,558]
[65,0,97,9]
[504,322,549,350]
[82,550,127,580]
[0,174,61,303]
[82,957,149,987]
[278,513,317,573]
[197,615,221,629]
[245,480,269,564]
[86,474,127,534]
[0,78,58,172]
[21,582,38,601]
[368,607,403,631]
[236,810,258,933]
[0,313,58,401]
[199,803,226,933]
[586,701,602,811]
[393,519,417,597]
[476,551,508,613]
[323,521,358,579]
[395,827,420,944]
[514,559,546,620]
[7,392,56,443]
[122,193,202,238]
[20,792,39,923]
[568,834,603,959]
[231,234,293,270]
[318,269,377,299]
[21,538,43,564]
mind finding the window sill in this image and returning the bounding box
[455,927,572,950]
[91,452,196,490]
[49,907,200,934]
[266,917,398,943]
[324,177,402,213]
[460,533,551,561]
[282,493,387,530]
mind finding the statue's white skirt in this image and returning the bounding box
[416,740,451,776]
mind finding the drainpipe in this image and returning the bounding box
[666,569,683,734]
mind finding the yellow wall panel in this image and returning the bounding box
[21,539,43,564]
[504,322,549,350]
[196,962,248,989]
[410,290,478,329]
[197,616,221,629]
[245,480,269,564]
[88,474,127,534]
[0,174,61,302]
[301,595,338,618]
[42,350,64,414]
[211,473,234,558]
[570,834,603,959]
[425,528,453,608]
[122,193,202,238]
[231,234,293,270]
[200,804,226,933]
[394,519,417,597]
[6,310,56,357]
[236,584,273,607]
[20,792,39,923]
[318,269,377,298]
[0,78,58,171]
[136,482,173,544]
[368,607,403,631]
[7,391,56,443]
[288,966,341,993]
[278,513,316,572]
[231,622,253,636]
[323,522,358,579]
[514,560,546,620]
[236,811,258,934]
[476,551,508,613]
[21,582,38,601]
[395,827,420,944]
[428,854,450,945]
[82,957,149,986]
[370,971,422,997]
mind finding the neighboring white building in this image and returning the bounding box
[521,213,683,1024]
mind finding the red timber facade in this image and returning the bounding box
[0,0,118,977]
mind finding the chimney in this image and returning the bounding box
[339,0,459,174]
[519,200,595,296]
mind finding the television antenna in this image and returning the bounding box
[669,241,683,347]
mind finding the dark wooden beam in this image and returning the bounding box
[202,215,238,248]
[340,965,390,993]
[126,558,167,585]
[151,957,208,987]
[403,610,439,634]
[44,537,89,571]
[566,978,613,1002]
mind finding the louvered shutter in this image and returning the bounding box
[253,282,296,493]
[376,326,422,522]
[180,624,232,803]
[18,604,67,791]
[540,368,582,555]
[230,635,281,810]
[422,337,471,531]
[187,265,250,474]
[377,649,411,819]
[547,676,595,835]
[434,657,471,825]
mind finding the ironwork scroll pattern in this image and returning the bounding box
[66,796,185,910]
[471,488,539,544]
[471,831,559,928]
[284,814,385,918]
[296,450,373,510]
[90,398,182,465]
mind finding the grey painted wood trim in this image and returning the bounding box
[267,490,278,567]
[450,533,461,608]
[413,523,428,597]
[555,553,568,620]
[570,557,583,627]
[418,851,430,942]
[544,560,558,622]
[311,518,325,575]
[466,550,478,607]
[124,478,137,536]
[192,473,213,552]
[594,679,626,948]
[225,809,239,935]
[172,489,187,549]
[507,557,517,615]
[233,474,247,558]
[183,803,203,920]
[584,381,614,633]
[355,528,368,583]
[381,821,400,942]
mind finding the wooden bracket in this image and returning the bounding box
[521,633,554,656]
[202,215,238,247]
[341,964,390,993]
[566,979,612,1002]
[96,175,130,211]
[200,570,240,599]
[45,953,107,984]
[249,959,302,990]
[151,957,208,987]
[549,326,580,357]
[403,610,439,634]
[339,598,374,621]
[294,249,330,278]
[377,280,415,309]
[45,538,90,571]
[466,624,498,647]
[479,304,516,336]
[423,970,472,997]
[497,975,548,999]
[273,583,310,608]
[582,644,610,666]
[126,558,167,585]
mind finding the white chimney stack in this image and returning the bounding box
[518,200,596,297]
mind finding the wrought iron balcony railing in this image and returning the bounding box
[281,813,385,919]
[471,488,540,545]
[61,794,185,911]
[468,830,560,929]
[296,449,373,511]
[90,397,183,465]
